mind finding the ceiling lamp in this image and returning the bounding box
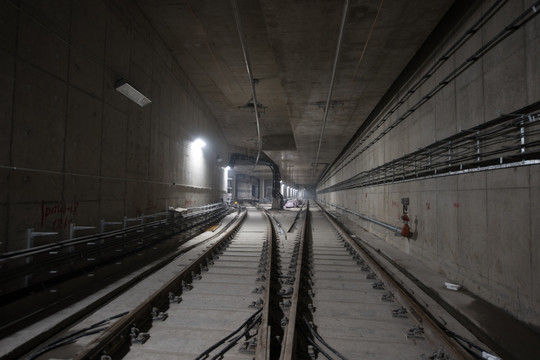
[115,79,152,107]
[193,138,206,148]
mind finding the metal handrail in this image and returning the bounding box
[2,203,226,259]
[0,203,229,301]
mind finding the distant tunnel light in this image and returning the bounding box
[115,79,152,107]
[193,138,206,148]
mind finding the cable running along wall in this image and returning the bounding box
[318,103,540,193]
[319,0,540,186]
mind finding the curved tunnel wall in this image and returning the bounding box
[0,0,229,251]
[317,1,540,326]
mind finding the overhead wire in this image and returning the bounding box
[230,0,263,166]
[319,0,510,185]
[314,0,351,169]
[351,0,384,82]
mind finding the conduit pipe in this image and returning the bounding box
[324,202,402,234]
[314,0,350,168]
[231,0,262,166]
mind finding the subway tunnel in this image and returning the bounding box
[1,0,540,359]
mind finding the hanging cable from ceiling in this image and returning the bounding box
[314,0,350,169]
[231,0,262,166]
[352,0,384,82]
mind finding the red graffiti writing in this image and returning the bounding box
[41,200,79,229]
[453,202,460,208]
[52,217,74,231]
[426,202,431,210]
[392,201,400,207]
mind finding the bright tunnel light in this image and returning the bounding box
[193,138,206,148]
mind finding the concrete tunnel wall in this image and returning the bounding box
[0,0,229,252]
[318,1,540,327]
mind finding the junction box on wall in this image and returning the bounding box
[400,198,411,237]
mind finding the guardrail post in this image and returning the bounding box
[69,223,96,240]
[123,216,143,229]
[100,219,123,234]
[25,229,58,286]
[27,228,58,249]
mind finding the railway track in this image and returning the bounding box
[121,207,276,360]
[18,203,498,360]
[283,205,471,359]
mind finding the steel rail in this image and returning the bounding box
[279,202,309,359]
[255,210,275,360]
[319,205,476,360]
[0,207,231,342]
[72,209,248,360]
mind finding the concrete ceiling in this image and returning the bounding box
[136,0,454,187]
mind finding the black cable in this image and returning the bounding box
[209,313,262,360]
[294,313,347,360]
[53,311,129,346]
[300,314,348,360]
[193,308,262,360]
[288,204,305,233]
[25,311,128,360]
[444,329,489,354]
[320,0,540,186]
[320,0,507,184]
[26,327,109,360]
[297,320,333,360]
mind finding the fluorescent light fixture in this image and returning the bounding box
[115,79,152,107]
[193,138,206,148]
[225,166,230,171]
